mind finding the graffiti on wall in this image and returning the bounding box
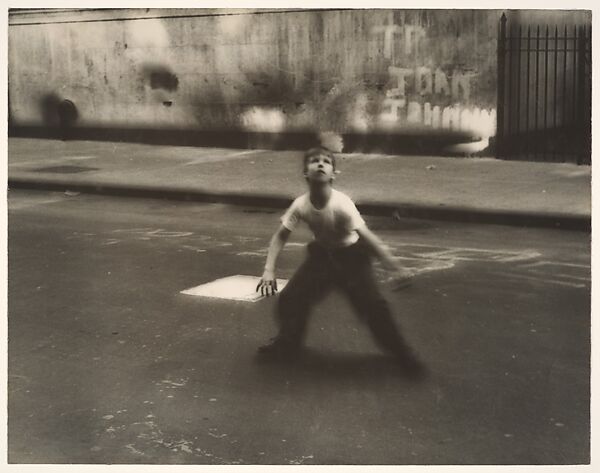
[237,20,497,137]
[240,107,286,132]
[371,23,496,138]
[371,24,427,58]
[386,66,474,101]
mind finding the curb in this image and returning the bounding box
[8,177,591,232]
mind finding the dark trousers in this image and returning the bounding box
[275,239,414,357]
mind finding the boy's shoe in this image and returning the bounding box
[257,338,302,361]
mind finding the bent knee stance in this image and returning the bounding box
[277,285,308,316]
[348,290,409,355]
[349,285,391,321]
[274,286,312,343]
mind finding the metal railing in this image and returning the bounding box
[497,14,591,164]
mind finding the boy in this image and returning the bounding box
[256,146,424,374]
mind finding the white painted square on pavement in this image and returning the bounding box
[181,275,288,302]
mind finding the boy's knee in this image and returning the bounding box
[277,288,300,312]
[277,290,289,310]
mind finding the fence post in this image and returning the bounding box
[544,25,549,161]
[535,25,540,160]
[577,25,589,164]
[497,13,507,159]
[525,25,531,158]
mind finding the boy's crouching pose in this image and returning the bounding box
[256,146,424,375]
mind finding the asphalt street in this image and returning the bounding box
[7,190,591,464]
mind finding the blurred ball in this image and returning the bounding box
[319,131,344,153]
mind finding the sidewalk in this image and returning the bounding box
[7,137,591,231]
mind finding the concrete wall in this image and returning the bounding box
[9,8,502,145]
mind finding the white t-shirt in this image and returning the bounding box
[281,189,366,248]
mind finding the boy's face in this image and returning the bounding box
[304,153,335,183]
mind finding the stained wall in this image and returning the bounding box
[8,9,505,143]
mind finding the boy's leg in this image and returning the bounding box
[336,243,423,366]
[260,243,333,354]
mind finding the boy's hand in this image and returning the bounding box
[256,269,278,297]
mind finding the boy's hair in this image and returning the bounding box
[303,147,336,172]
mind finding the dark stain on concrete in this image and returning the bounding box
[141,65,179,92]
[33,165,99,174]
[58,100,79,127]
[150,70,179,91]
[39,93,62,126]
[39,94,79,130]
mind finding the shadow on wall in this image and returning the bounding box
[18,83,480,155]
[141,64,180,92]
[39,93,79,140]
[8,123,479,156]
[24,93,490,155]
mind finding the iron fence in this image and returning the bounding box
[497,14,591,164]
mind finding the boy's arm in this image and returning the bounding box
[356,225,413,281]
[256,224,292,296]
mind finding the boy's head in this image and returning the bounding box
[303,147,337,184]
[303,146,336,172]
